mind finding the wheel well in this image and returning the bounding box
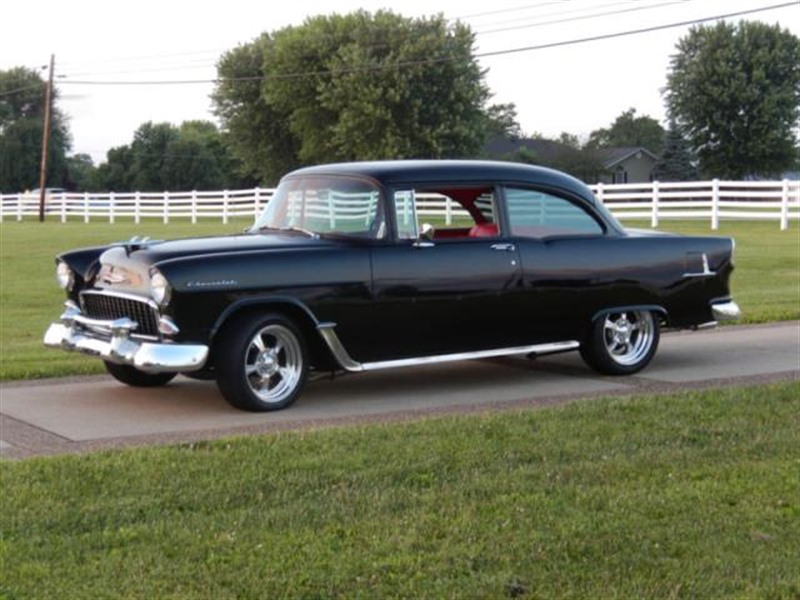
[591,305,668,325]
[210,302,337,371]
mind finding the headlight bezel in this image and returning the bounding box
[150,269,172,307]
[56,260,74,291]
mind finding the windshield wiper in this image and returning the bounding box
[279,226,319,239]
[251,225,319,239]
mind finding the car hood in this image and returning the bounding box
[93,232,338,295]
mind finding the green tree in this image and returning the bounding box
[161,121,250,190]
[213,10,506,184]
[94,145,135,191]
[64,153,96,191]
[93,120,250,191]
[0,67,71,192]
[653,121,699,181]
[588,108,665,154]
[547,133,605,182]
[665,20,800,178]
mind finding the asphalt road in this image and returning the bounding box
[1,322,798,459]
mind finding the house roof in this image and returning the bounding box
[598,147,660,169]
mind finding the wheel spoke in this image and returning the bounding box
[251,335,267,353]
[245,364,259,376]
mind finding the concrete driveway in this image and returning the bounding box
[1,322,798,459]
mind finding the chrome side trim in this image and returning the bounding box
[712,301,741,321]
[317,323,579,373]
[683,252,717,278]
[317,323,363,371]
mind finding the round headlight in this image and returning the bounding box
[150,270,171,306]
[56,260,74,290]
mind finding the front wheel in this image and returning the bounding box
[104,362,177,387]
[580,310,660,375]
[215,313,309,411]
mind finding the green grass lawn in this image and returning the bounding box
[0,219,797,380]
[1,382,798,598]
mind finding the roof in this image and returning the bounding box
[286,159,596,203]
[598,147,660,169]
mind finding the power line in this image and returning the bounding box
[52,1,798,87]
[478,1,683,36]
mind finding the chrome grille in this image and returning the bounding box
[80,291,160,337]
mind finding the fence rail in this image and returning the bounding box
[1,179,797,230]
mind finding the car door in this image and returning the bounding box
[365,188,523,362]
[503,187,612,344]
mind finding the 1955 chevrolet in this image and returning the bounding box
[45,160,740,411]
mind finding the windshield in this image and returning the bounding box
[252,175,385,239]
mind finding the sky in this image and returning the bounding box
[1,0,798,165]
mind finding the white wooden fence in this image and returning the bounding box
[1,179,797,230]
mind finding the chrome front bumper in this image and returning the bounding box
[711,300,741,322]
[43,301,208,373]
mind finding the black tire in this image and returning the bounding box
[104,361,177,387]
[214,312,309,412]
[580,310,660,375]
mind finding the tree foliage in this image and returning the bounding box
[653,121,699,181]
[0,67,71,192]
[588,108,665,154]
[665,20,800,178]
[93,120,251,191]
[213,11,512,184]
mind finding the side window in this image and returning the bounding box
[505,188,603,238]
[392,187,499,240]
[394,190,418,240]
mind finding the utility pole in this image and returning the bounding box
[38,54,54,223]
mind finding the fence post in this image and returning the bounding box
[83,192,90,223]
[445,196,452,226]
[109,191,115,224]
[595,182,604,206]
[780,179,789,231]
[191,190,197,224]
[651,180,659,229]
[134,191,141,224]
[711,179,720,230]
[163,191,169,224]
[254,187,261,220]
[60,192,67,223]
[17,193,23,222]
[223,190,229,224]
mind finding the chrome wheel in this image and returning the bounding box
[602,311,656,366]
[580,309,660,375]
[243,324,304,405]
[216,313,309,411]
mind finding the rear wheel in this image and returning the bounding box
[104,362,177,387]
[580,310,660,375]
[215,313,309,411]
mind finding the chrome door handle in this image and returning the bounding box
[490,243,516,252]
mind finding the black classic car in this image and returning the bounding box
[45,160,740,411]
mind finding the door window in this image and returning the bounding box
[505,188,603,238]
